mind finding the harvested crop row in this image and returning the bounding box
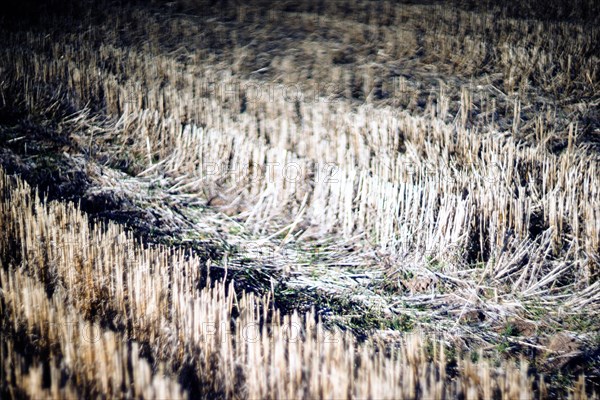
[2,167,589,398]
[1,0,599,397]
[2,21,598,308]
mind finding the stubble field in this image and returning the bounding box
[1,0,599,398]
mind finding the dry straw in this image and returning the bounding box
[1,0,599,397]
[3,166,593,399]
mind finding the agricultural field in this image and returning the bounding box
[1,0,599,398]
